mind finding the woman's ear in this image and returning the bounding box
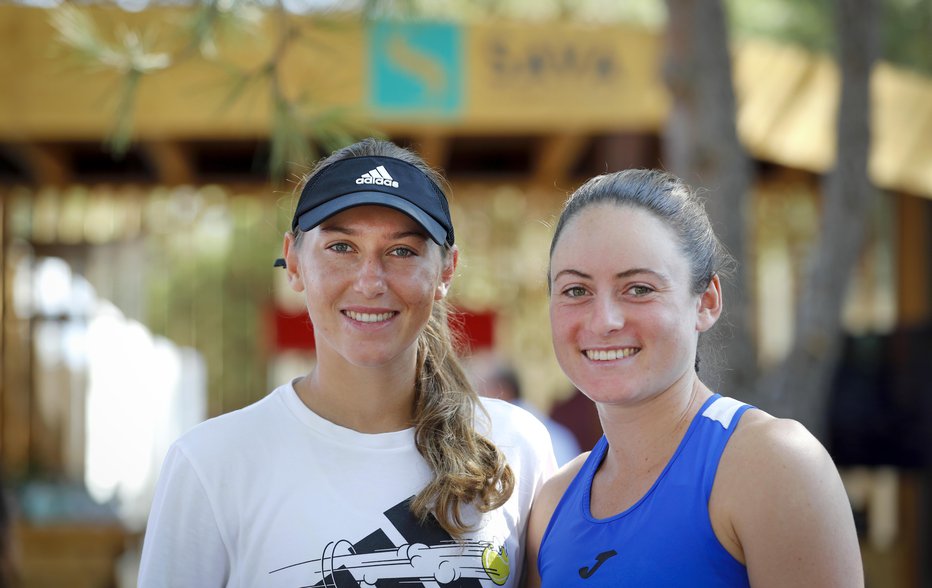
[435,246,459,301]
[282,232,305,293]
[696,274,723,333]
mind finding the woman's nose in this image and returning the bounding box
[591,294,624,334]
[354,257,387,297]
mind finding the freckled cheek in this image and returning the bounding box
[394,267,440,305]
[298,256,347,288]
[303,266,345,297]
[298,272,347,324]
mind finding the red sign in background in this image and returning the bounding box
[269,306,496,354]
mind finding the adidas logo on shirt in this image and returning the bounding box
[356,166,399,188]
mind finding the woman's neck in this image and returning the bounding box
[295,351,419,434]
[587,374,711,518]
[598,373,711,473]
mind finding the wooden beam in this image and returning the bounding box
[143,141,194,186]
[532,134,587,188]
[412,134,451,173]
[18,144,71,186]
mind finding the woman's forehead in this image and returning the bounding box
[558,204,670,245]
[551,205,686,275]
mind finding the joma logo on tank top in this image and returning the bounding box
[578,550,618,579]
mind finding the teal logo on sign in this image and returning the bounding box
[369,22,463,117]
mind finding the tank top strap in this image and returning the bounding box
[689,394,754,499]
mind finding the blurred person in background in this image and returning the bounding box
[548,386,603,453]
[137,138,556,587]
[469,354,581,467]
[526,169,863,587]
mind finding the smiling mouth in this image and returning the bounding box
[343,310,397,323]
[584,348,639,361]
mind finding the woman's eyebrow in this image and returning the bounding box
[552,268,592,282]
[614,268,671,282]
[552,267,671,282]
[389,230,428,241]
[318,224,354,235]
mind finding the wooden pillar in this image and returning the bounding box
[895,192,931,588]
[0,191,33,478]
[0,190,5,469]
[896,193,931,325]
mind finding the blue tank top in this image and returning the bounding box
[538,394,753,587]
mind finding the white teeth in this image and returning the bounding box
[585,348,638,361]
[345,311,394,323]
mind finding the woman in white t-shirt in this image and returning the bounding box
[138,138,556,588]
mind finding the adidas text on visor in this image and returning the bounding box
[291,155,454,246]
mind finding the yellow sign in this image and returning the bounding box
[466,22,668,130]
[0,6,667,138]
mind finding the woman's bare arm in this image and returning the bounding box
[714,413,864,588]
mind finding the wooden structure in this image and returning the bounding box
[0,5,929,197]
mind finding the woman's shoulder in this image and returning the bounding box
[526,451,590,555]
[726,406,829,468]
[477,397,551,437]
[173,384,291,458]
[477,396,560,471]
[538,451,589,502]
[713,407,864,583]
[715,405,848,533]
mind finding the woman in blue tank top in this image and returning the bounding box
[526,170,864,587]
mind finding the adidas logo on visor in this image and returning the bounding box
[356,165,399,188]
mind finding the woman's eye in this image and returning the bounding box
[389,247,416,258]
[328,243,352,253]
[563,286,588,298]
[629,285,654,297]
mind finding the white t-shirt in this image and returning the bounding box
[138,381,557,588]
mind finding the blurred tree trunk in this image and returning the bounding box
[662,0,878,439]
[661,0,757,399]
[761,0,878,438]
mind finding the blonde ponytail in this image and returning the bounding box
[410,300,515,537]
